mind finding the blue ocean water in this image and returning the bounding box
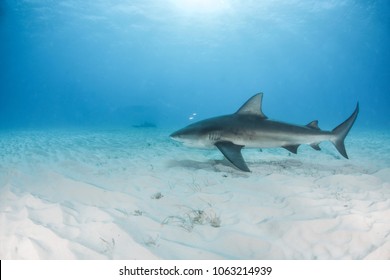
[2,1,390,261]
[1,0,389,130]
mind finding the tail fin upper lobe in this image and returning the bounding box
[331,103,359,159]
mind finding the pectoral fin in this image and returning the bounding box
[215,141,250,172]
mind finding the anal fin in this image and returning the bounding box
[215,141,250,172]
[283,145,300,154]
[310,143,321,151]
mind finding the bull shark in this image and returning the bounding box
[170,93,359,172]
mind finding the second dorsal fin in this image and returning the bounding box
[306,120,320,130]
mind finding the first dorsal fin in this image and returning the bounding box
[306,120,320,130]
[236,93,268,119]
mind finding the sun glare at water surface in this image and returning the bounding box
[170,0,231,14]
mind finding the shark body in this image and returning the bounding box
[170,93,359,172]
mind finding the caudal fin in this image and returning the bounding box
[331,103,359,159]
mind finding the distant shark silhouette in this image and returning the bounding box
[170,93,359,172]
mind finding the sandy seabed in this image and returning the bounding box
[0,128,389,259]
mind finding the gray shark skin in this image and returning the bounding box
[170,93,359,172]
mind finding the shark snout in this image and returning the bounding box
[169,131,178,139]
[170,126,190,139]
[169,130,182,141]
[170,128,195,144]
